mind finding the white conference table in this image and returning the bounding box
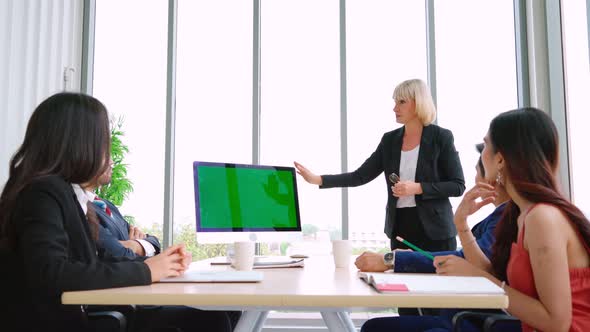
[62,256,508,332]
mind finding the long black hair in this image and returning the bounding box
[0,92,111,250]
[475,143,485,177]
[489,107,590,281]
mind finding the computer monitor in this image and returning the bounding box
[193,161,303,244]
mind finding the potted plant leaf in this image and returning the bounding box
[97,116,134,222]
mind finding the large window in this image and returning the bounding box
[562,0,590,216]
[93,0,168,235]
[259,0,341,255]
[346,0,427,252]
[173,0,253,252]
[434,0,518,226]
[92,1,522,252]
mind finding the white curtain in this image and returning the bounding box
[0,0,83,188]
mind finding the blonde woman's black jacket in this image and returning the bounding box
[1,175,151,332]
[321,124,465,241]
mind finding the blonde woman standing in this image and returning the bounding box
[295,79,465,253]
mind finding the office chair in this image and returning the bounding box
[452,311,520,332]
[88,310,128,332]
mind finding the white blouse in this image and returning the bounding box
[396,145,420,208]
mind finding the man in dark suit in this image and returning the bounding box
[89,160,161,258]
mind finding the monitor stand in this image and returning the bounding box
[210,236,266,265]
[226,233,272,257]
[203,232,303,265]
[209,254,270,265]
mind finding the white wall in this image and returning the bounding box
[0,0,83,188]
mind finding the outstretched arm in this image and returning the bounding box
[318,140,385,189]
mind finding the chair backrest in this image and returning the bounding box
[88,311,127,332]
[0,248,34,329]
[452,310,521,332]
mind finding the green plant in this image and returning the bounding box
[97,117,133,207]
[301,224,319,239]
[280,241,290,255]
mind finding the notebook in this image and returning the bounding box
[210,256,305,269]
[160,270,264,283]
[359,272,505,294]
[251,257,304,269]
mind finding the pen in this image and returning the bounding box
[395,236,435,261]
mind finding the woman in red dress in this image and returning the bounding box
[435,107,590,332]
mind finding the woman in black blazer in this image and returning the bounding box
[295,79,465,252]
[0,93,235,332]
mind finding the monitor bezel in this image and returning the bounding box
[193,161,302,233]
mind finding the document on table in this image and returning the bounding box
[251,257,304,269]
[210,256,305,269]
[160,270,264,283]
[359,272,504,294]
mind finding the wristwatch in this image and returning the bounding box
[383,251,395,268]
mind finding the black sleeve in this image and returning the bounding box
[420,129,466,200]
[14,185,151,295]
[101,252,149,263]
[320,139,384,188]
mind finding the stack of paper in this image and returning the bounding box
[251,257,304,269]
[359,272,504,294]
[210,256,305,269]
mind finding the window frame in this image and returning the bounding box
[83,0,580,253]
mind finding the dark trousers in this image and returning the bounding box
[133,306,240,332]
[392,207,456,316]
[89,305,240,332]
[361,309,522,332]
[390,207,457,252]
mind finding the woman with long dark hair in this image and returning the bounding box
[434,107,590,332]
[360,145,516,332]
[0,93,235,332]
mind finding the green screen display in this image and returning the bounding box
[193,162,301,231]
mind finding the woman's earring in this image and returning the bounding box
[496,169,503,185]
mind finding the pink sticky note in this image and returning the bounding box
[375,283,409,292]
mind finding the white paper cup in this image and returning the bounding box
[232,241,255,271]
[332,240,352,268]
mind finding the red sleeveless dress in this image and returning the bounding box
[506,204,590,332]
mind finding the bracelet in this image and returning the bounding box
[458,228,471,233]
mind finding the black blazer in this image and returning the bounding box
[1,175,151,332]
[96,199,161,259]
[321,124,465,240]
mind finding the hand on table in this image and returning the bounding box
[145,244,192,282]
[354,252,389,272]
